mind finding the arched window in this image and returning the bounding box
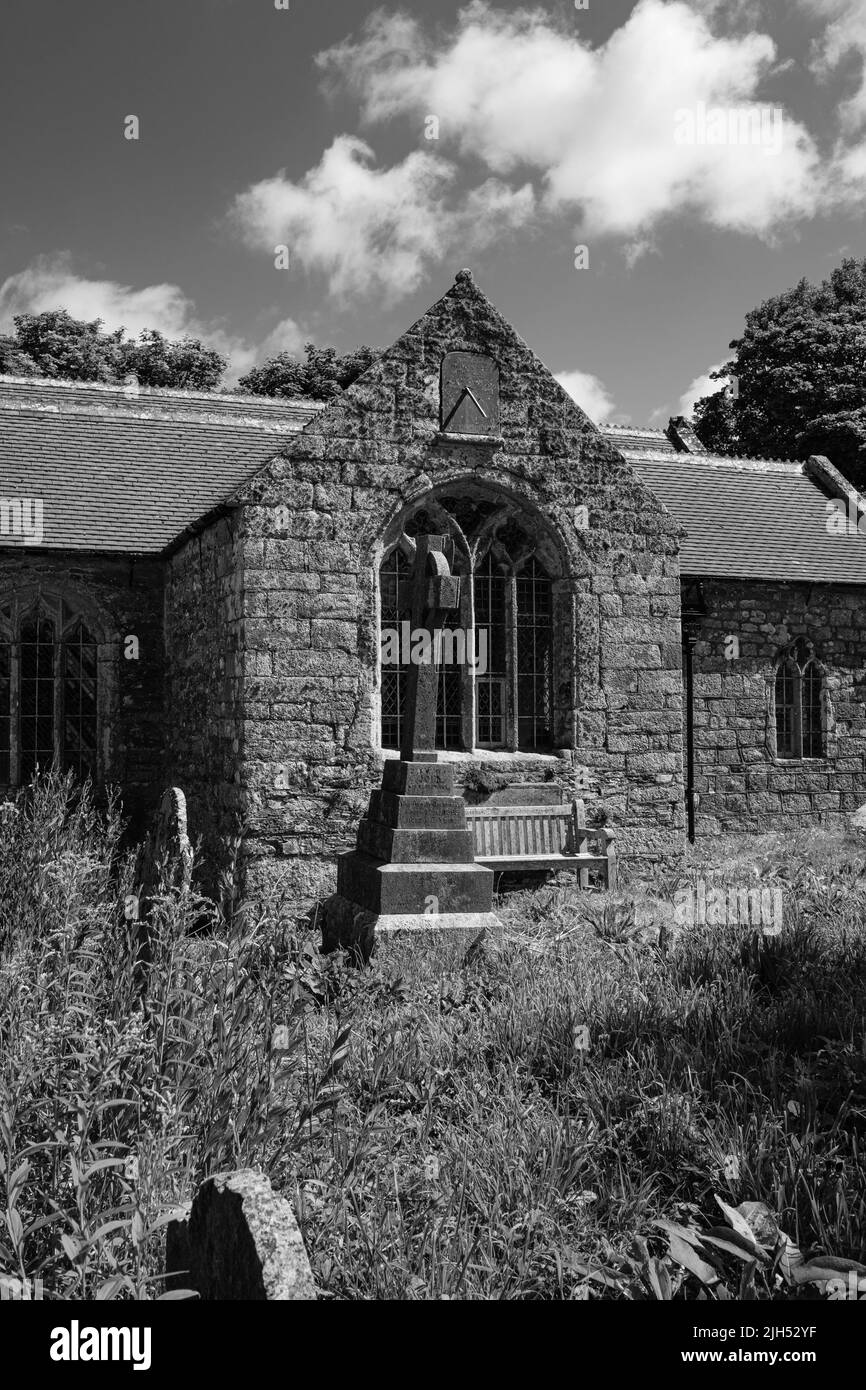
[63,620,99,781]
[379,492,558,753]
[774,641,824,760]
[0,597,100,787]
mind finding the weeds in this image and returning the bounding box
[2,777,865,1299]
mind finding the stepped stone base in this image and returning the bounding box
[321,893,500,957]
[321,758,499,958]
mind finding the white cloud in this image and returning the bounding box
[801,0,866,132]
[0,254,306,382]
[677,361,731,416]
[229,134,533,303]
[319,0,826,243]
[555,369,618,425]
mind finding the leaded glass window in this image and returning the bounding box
[0,599,101,787]
[379,498,557,753]
[775,643,824,760]
[20,614,56,783]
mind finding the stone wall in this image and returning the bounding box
[164,517,246,890]
[233,272,686,901]
[690,578,866,834]
[0,550,164,834]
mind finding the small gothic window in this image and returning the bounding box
[774,643,824,760]
[802,659,824,759]
[0,600,101,787]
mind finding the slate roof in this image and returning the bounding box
[601,429,866,585]
[0,376,323,555]
[2,374,864,584]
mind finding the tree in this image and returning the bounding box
[0,334,42,377]
[12,310,124,382]
[797,408,866,482]
[691,258,866,484]
[238,342,380,400]
[119,330,226,391]
[0,310,227,391]
[692,379,741,455]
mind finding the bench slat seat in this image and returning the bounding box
[465,798,617,890]
[476,854,609,871]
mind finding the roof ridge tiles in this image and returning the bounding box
[0,397,308,434]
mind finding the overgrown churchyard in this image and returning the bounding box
[3,0,866,1331]
[2,267,866,1311]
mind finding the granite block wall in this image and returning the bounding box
[689,578,866,834]
[164,516,246,889]
[230,272,687,901]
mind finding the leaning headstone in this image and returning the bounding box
[129,787,193,961]
[165,1170,317,1301]
[134,786,193,913]
[322,534,498,958]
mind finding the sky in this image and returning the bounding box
[1,0,865,424]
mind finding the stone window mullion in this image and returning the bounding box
[507,572,518,751]
[461,567,475,752]
[55,636,64,771]
[11,638,20,787]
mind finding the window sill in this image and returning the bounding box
[380,747,562,763]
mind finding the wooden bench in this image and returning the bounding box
[465,797,617,890]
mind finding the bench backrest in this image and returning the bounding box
[466,801,583,858]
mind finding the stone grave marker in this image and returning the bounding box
[130,786,193,958]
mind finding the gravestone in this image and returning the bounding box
[130,786,193,960]
[322,534,498,957]
[165,1170,316,1301]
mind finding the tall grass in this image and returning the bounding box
[1,776,865,1299]
[0,772,339,1300]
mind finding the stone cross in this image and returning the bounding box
[400,533,461,762]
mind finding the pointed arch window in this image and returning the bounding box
[379,493,557,753]
[63,621,99,780]
[774,641,824,760]
[0,596,100,787]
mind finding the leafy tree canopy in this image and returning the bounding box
[237,343,381,400]
[119,329,226,392]
[0,310,227,391]
[0,311,380,402]
[691,258,866,488]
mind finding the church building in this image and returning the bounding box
[2,269,866,899]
